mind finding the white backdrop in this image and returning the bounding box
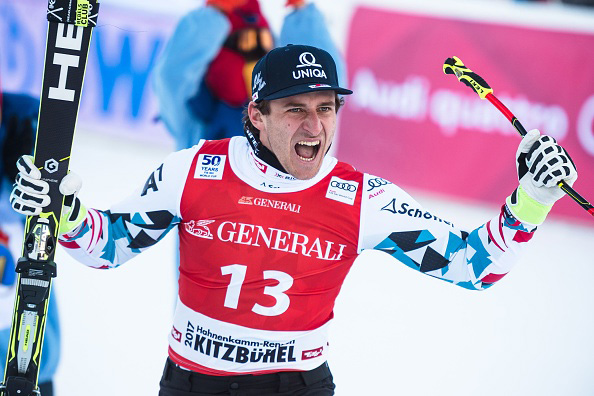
[51,1,594,395]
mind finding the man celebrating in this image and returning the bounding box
[10,45,577,395]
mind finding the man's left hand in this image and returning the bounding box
[516,129,578,206]
[506,129,578,225]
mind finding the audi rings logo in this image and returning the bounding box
[331,180,357,192]
[297,52,322,68]
[367,177,391,192]
[326,176,359,205]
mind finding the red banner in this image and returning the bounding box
[338,7,594,225]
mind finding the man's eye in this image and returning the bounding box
[319,107,331,112]
[289,108,303,113]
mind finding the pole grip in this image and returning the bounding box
[443,56,594,219]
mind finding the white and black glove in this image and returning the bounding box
[10,155,87,235]
[506,129,578,225]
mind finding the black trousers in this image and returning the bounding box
[159,358,335,396]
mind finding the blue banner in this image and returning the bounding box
[0,0,178,143]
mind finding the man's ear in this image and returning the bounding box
[248,102,265,131]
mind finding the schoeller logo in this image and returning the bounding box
[330,180,357,192]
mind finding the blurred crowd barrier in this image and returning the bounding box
[1,0,592,224]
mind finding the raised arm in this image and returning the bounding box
[358,131,577,290]
[359,177,528,290]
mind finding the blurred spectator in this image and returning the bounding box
[0,87,60,396]
[153,0,346,150]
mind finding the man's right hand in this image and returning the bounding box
[10,155,87,235]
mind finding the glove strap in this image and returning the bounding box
[506,186,553,226]
[59,197,87,235]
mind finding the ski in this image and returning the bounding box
[1,1,99,395]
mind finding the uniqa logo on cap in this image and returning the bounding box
[293,52,327,80]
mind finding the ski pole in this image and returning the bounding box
[443,56,594,218]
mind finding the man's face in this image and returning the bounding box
[248,91,337,180]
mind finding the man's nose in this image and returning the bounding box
[302,111,322,135]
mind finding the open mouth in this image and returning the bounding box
[295,140,321,162]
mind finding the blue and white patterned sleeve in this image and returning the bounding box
[358,174,536,290]
[58,145,201,269]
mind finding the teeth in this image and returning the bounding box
[296,140,319,162]
[297,141,320,146]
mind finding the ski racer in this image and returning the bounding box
[10,45,578,395]
[152,0,346,150]
[1,89,60,396]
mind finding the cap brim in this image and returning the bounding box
[257,84,353,102]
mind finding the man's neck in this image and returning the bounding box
[243,125,289,174]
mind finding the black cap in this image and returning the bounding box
[251,44,352,103]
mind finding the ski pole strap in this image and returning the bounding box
[47,0,100,27]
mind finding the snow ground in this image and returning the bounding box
[52,128,594,396]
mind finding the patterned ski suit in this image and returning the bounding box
[60,137,534,374]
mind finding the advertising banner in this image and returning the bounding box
[338,7,594,224]
[0,0,177,143]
